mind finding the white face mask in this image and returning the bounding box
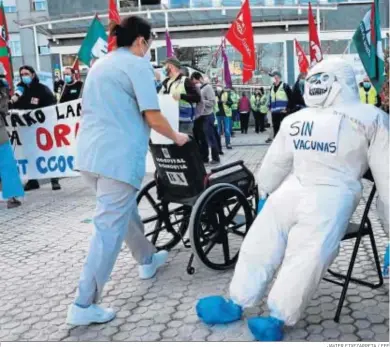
[141,39,152,60]
[144,49,152,61]
[217,87,222,92]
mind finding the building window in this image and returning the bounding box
[38,33,50,55]
[4,6,17,13]
[3,0,17,13]
[32,0,46,11]
[9,34,22,56]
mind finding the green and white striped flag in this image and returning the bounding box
[352,0,385,93]
[78,16,108,67]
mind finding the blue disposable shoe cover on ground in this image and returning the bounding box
[196,295,243,324]
[247,316,284,341]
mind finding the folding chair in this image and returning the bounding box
[323,171,384,323]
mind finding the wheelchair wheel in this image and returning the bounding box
[189,183,253,271]
[137,180,190,251]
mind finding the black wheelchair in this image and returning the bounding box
[137,139,259,275]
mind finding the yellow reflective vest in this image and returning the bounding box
[359,86,377,105]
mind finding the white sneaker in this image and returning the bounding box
[139,250,169,280]
[66,304,116,326]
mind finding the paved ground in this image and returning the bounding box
[0,130,388,342]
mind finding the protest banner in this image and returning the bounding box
[4,99,81,180]
[4,95,179,180]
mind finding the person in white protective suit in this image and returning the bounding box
[195,57,389,341]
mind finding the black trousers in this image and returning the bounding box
[213,124,223,154]
[272,112,288,138]
[240,112,250,134]
[26,178,59,187]
[259,112,266,132]
[253,111,260,133]
[193,117,209,162]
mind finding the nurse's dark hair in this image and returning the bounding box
[110,16,152,47]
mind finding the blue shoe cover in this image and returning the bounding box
[248,316,284,341]
[196,296,243,324]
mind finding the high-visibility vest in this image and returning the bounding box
[166,76,193,123]
[260,94,269,114]
[270,83,288,113]
[231,92,239,110]
[359,86,377,105]
[216,92,232,117]
[250,95,260,112]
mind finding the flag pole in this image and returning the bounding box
[316,6,320,40]
[204,38,224,79]
[342,39,352,56]
[33,25,41,71]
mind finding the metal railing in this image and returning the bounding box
[119,0,372,11]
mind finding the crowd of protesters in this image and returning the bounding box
[0,64,83,208]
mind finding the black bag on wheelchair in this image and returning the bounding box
[149,139,206,202]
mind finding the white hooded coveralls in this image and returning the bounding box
[229,58,389,326]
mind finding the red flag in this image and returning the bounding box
[0,2,13,91]
[295,39,309,74]
[225,0,255,83]
[72,58,81,81]
[108,0,121,52]
[308,2,323,66]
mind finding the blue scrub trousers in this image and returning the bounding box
[75,172,156,306]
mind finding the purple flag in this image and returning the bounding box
[222,47,232,89]
[166,30,174,58]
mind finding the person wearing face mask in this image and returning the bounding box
[59,67,84,103]
[359,76,381,107]
[290,72,307,114]
[196,57,389,342]
[11,65,60,192]
[191,72,220,164]
[67,15,189,326]
[266,70,293,144]
[159,58,201,135]
[0,66,24,209]
[250,90,263,134]
[215,85,233,150]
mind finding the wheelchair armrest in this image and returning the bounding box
[210,160,245,174]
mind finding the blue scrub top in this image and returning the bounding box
[75,48,160,189]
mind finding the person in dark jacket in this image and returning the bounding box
[59,67,83,103]
[159,57,201,134]
[11,65,61,191]
[290,72,307,114]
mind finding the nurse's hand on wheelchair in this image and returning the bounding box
[174,132,190,146]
